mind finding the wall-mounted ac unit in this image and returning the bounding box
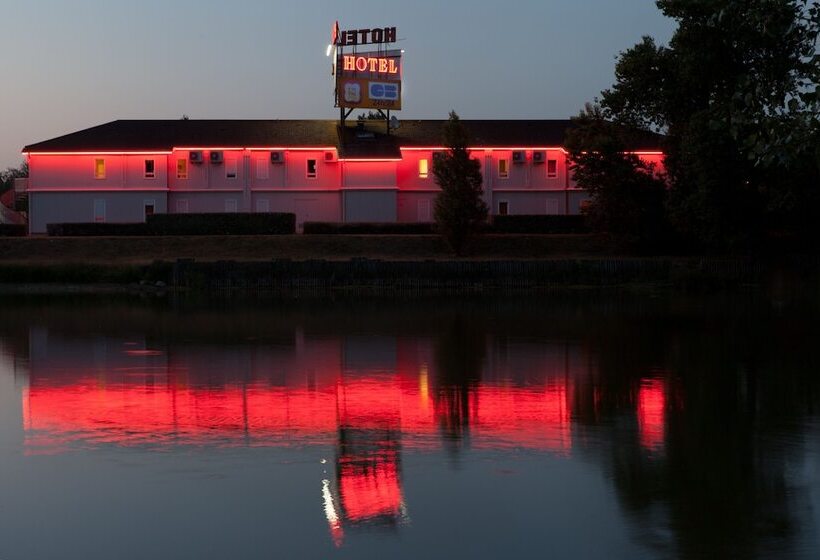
[270,151,285,164]
[512,151,526,164]
[324,151,338,163]
[532,150,546,164]
[189,151,204,163]
[209,151,224,164]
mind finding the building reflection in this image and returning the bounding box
[19,323,583,545]
[7,293,819,557]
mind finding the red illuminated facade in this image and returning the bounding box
[21,119,665,233]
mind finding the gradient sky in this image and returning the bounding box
[0,0,675,168]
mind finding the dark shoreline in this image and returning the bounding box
[0,256,810,294]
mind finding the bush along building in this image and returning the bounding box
[20,119,665,234]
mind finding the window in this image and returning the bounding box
[547,159,557,178]
[225,199,237,213]
[498,201,509,216]
[176,199,189,213]
[94,159,105,179]
[306,159,317,178]
[256,159,269,180]
[93,199,106,222]
[144,159,155,179]
[226,158,237,179]
[177,159,188,179]
[256,199,270,213]
[418,158,429,179]
[144,200,155,220]
[498,158,508,179]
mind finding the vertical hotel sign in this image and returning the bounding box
[333,22,402,110]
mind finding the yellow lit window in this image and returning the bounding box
[419,158,429,179]
[498,158,508,178]
[177,159,188,179]
[94,159,105,179]
[547,159,557,178]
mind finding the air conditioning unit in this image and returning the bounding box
[209,151,224,164]
[512,151,526,164]
[270,151,285,164]
[324,151,338,163]
[189,151,204,164]
[532,150,546,164]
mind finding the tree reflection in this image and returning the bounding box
[432,315,486,452]
[588,308,820,559]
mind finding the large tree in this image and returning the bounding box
[566,104,668,246]
[582,0,820,248]
[433,111,488,254]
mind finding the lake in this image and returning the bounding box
[0,290,818,559]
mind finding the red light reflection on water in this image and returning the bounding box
[637,379,666,452]
[22,354,577,546]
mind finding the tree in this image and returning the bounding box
[0,162,28,193]
[566,104,668,246]
[433,111,488,254]
[593,0,820,248]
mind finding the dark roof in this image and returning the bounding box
[23,119,664,154]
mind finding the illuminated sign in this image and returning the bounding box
[335,48,402,110]
[338,78,401,110]
[342,55,399,75]
[332,23,402,112]
[334,26,397,46]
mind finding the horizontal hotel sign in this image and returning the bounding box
[335,49,402,110]
[333,23,396,46]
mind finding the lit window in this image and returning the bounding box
[307,159,317,178]
[177,159,188,179]
[94,159,105,179]
[225,199,237,213]
[144,159,155,179]
[226,158,237,179]
[498,201,509,215]
[498,158,508,178]
[547,159,557,178]
[419,158,429,178]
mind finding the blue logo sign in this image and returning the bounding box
[369,82,399,101]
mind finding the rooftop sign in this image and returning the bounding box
[332,22,402,112]
[333,23,397,46]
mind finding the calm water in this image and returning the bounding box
[0,292,819,559]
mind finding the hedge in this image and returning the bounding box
[47,213,296,236]
[303,222,435,234]
[47,222,149,236]
[147,213,295,235]
[490,214,589,234]
[0,224,27,237]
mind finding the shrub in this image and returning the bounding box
[147,213,295,235]
[47,213,296,236]
[0,224,27,237]
[490,215,590,234]
[303,222,435,235]
[46,223,149,236]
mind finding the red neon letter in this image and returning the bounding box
[368,58,379,72]
[343,55,356,71]
[379,58,388,73]
[355,57,368,72]
[388,59,398,74]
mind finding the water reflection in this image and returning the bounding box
[2,294,820,558]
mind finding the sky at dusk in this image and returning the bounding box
[0,0,675,168]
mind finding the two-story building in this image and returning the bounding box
[21,119,665,233]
